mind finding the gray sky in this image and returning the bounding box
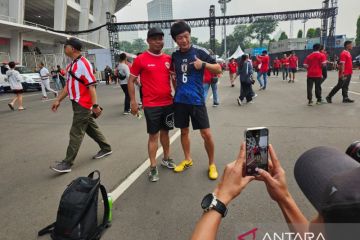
[115,0,360,42]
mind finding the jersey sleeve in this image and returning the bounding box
[79,59,96,86]
[130,56,142,77]
[339,52,346,64]
[303,56,309,66]
[198,49,216,64]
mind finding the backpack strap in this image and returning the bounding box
[38,222,55,236]
[88,184,111,240]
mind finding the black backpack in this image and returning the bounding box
[38,171,111,240]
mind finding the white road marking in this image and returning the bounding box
[349,91,360,96]
[110,90,215,201]
[109,129,181,202]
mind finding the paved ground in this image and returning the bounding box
[0,70,359,240]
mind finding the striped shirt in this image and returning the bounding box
[66,56,96,109]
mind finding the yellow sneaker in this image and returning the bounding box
[174,159,193,173]
[208,164,218,180]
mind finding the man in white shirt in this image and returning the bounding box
[39,62,58,100]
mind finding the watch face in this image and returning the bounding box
[201,193,213,209]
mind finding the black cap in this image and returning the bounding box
[64,37,82,51]
[147,27,164,39]
[294,146,360,222]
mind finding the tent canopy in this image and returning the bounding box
[228,46,244,60]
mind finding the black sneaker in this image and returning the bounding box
[93,149,113,159]
[161,158,176,169]
[212,103,219,107]
[50,161,72,173]
[343,98,354,103]
[308,100,314,106]
[326,96,332,103]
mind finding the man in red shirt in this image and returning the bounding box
[228,58,237,87]
[288,51,298,83]
[326,41,355,103]
[256,50,270,90]
[50,38,112,173]
[303,44,327,106]
[128,27,176,182]
[281,54,289,81]
[272,57,281,76]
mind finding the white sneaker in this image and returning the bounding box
[237,98,242,106]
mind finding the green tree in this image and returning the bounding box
[279,32,288,41]
[297,29,303,38]
[118,41,132,52]
[306,28,316,38]
[315,27,321,37]
[191,37,199,45]
[356,15,360,46]
[249,18,278,47]
[131,39,147,54]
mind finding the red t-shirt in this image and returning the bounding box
[203,69,219,84]
[130,51,173,107]
[281,58,289,67]
[289,55,298,69]
[303,52,327,78]
[258,55,270,73]
[273,59,281,68]
[228,62,237,73]
[339,50,353,76]
[66,56,97,109]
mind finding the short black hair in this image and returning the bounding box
[170,21,191,40]
[313,43,321,51]
[262,50,268,54]
[344,40,352,48]
[40,62,44,66]
[8,61,15,69]
[119,53,127,61]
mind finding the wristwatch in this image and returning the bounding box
[92,104,99,109]
[201,193,228,218]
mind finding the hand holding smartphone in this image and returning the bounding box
[245,127,269,176]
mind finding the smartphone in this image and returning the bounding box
[245,127,269,176]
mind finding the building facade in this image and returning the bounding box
[0,0,131,65]
[147,0,174,49]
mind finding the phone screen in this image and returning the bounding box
[245,128,269,176]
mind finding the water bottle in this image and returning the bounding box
[107,195,113,222]
[136,109,143,120]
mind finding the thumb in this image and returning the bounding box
[257,168,274,184]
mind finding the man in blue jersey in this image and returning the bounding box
[170,21,222,180]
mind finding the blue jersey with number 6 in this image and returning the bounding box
[172,45,216,106]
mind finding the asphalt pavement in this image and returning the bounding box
[0,70,359,240]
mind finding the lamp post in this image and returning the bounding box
[218,0,231,59]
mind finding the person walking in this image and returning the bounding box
[203,50,220,107]
[170,21,222,180]
[128,27,176,182]
[51,66,62,91]
[50,37,112,173]
[57,65,66,88]
[288,51,298,83]
[39,62,58,100]
[237,54,254,106]
[117,53,131,115]
[256,50,270,90]
[272,57,281,76]
[326,41,355,104]
[303,44,327,106]
[6,61,25,111]
[281,54,289,81]
[228,58,237,87]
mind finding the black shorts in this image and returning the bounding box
[12,89,23,94]
[174,103,210,130]
[144,104,174,134]
[290,68,297,73]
